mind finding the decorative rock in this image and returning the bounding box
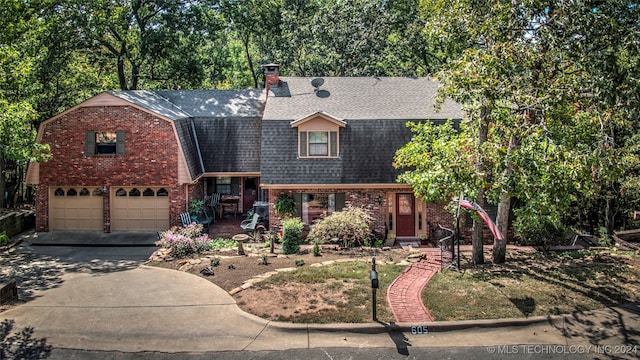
[178,264,193,272]
[200,267,214,276]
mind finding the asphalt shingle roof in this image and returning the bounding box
[110,89,265,180]
[263,77,463,121]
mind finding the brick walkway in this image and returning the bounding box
[387,249,442,322]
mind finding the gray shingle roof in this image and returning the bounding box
[260,77,463,185]
[110,90,265,180]
[263,77,463,121]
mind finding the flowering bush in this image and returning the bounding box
[156,223,210,258]
[307,207,373,247]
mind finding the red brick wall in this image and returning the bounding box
[267,188,472,240]
[35,105,183,231]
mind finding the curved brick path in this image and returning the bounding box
[387,249,442,322]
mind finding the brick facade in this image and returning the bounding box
[35,105,185,232]
[267,188,467,241]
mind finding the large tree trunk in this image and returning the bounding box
[493,134,519,263]
[472,102,490,265]
[493,193,510,263]
[0,155,6,209]
[472,190,486,265]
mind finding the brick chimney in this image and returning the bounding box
[263,63,280,90]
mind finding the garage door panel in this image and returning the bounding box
[50,187,103,231]
[111,187,170,231]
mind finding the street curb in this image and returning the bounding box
[268,315,564,334]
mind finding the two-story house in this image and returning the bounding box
[26,65,464,240]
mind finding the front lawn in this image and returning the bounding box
[422,250,640,321]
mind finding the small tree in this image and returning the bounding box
[281,217,303,255]
[307,207,373,247]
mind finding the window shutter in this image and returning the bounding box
[330,131,338,157]
[299,131,307,157]
[335,193,345,211]
[86,131,96,155]
[116,131,125,155]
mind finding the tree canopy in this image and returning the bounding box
[2,0,640,258]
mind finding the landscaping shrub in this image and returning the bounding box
[0,233,9,246]
[281,217,304,254]
[312,241,321,256]
[156,224,210,257]
[307,207,373,247]
[208,237,238,251]
[513,213,567,252]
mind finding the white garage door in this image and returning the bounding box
[50,187,104,231]
[111,187,170,231]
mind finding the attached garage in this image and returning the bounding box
[111,187,170,231]
[50,187,104,231]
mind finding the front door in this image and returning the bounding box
[396,193,415,237]
[242,177,258,214]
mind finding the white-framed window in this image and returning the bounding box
[292,112,345,159]
[299,130,338,158]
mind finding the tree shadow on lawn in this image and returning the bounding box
[465,250,640,348]
[467,251,639,309]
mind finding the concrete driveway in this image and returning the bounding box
[2,231,639,357]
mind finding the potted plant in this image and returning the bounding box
[274,193,296,218]
[189,199,205,215]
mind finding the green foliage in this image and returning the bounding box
[208,237,238,251]
[281,217,304,255]
[295,259,305,267]
[189,199,205,215]
[274,193,296,218]
[364,238,384,248]
[307,207,373,247]
[513,213,567,251]
[312,241,321,257]
[0,233,9,246]
[210,256,221,267]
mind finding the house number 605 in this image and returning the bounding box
[411,325,429,335]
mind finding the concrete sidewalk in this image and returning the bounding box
[3,264,639,354]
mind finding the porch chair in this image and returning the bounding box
[197,208,214,229]
[240,213,262,234]
[179,212,193,227]
[209,193,221,219]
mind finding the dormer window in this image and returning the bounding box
[292,112,345,159]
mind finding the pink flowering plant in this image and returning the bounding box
[156,223,210,257]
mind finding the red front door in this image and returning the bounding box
[396,193,415,236]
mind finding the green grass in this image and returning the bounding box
[255,261,405,323]
[423,251,640,321]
